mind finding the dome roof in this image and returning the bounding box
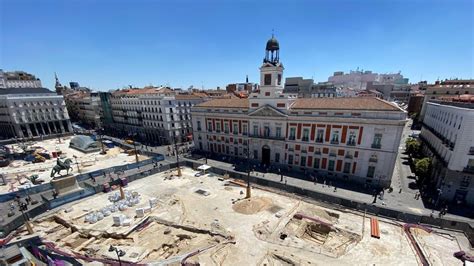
[266,36,279,51]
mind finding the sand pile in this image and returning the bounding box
[305,207,339,223]
[232,197,273,215]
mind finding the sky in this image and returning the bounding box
[1,0,473,91]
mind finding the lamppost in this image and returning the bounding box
[19,200,33,234]
[109,245,125,266]
[129,132,139,165]
[97,127,106,155]
[73,155,81,175]
[173,132,182,177]
[246,139,251,199]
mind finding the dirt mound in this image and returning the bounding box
[233,197,273,215]
[306,208,339,222]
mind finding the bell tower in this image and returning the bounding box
[259,34,284,98]
[249,34,294,112]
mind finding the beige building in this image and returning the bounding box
[191,36,407,188]
[64,91,102,128]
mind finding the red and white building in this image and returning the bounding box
[191,36,407,187]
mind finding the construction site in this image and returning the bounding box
[16,166,470,265]
[0,136,148,194]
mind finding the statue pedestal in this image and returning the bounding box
[51,175,83,196]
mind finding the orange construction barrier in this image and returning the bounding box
[370,217,380,239]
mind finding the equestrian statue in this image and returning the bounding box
[50,158,73,178]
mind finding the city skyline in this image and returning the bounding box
[1,0,473,91]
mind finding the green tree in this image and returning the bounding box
[405,138,421,158]
[414,157,431,182]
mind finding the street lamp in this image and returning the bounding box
[97,127,106,155]
[19,200,34,234]
[109,245,125,266]
[246,139,251,199]
[173,132,182,177]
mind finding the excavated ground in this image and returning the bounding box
[24,167,472,265]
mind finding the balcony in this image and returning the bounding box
[371,143,381,149]
[463,166,474,174]
[301,150,307,153]
[369,158,378,163]
[315,138,323,143]
[469,147,474,155]
[330,140,339,145]
[302,137,309,142]
[345,154,353,159]
[288,148,294,152]
[346,140,356,146]
[329,152,336,157]
[289,136,296,141]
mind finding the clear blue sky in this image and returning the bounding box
[1,0,473,91]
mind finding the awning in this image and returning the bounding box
[197,164,211,171]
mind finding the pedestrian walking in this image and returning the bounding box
[280,173,283,182]
[334,187,337,192]
[323,180,326,187]
[285,178,287,186]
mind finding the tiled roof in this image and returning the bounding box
[292,98,400,111]
[175,94,207,100]
[194,98,249,109]
[112,87,175,96]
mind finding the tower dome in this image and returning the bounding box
[263,34,280,65]
[266,36,279,51]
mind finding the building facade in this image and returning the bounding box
[0,70,42,89]
[407,94,424,115]
[419,79,474,121]
[0,88,72,139]
[420,97,474,206]
[64,91,102,128]
[283,77,337,98]
[191,36,407,188]
[108,87,207,144]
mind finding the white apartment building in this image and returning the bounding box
[109,87,207,144]
[64,91,102,128]
[191,36,407,188]
[328,70,408,92]
[419,80,474,121]
[420,97,474,206]
[0,70,42,89]
[0,88,73,139]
